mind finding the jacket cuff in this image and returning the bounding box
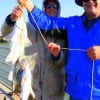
[6,15,16,26]
[51,52,61,61]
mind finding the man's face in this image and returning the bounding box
[82,0,100,17]
[44,2,58,17]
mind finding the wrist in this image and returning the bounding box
[51,52,61,61]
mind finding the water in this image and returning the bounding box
[0,43,12,90]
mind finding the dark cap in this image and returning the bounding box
[75,0,83,6]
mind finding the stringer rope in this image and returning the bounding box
[29,12,48,45]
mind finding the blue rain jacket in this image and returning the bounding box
[28,7,100,98]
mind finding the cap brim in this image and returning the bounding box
[75,0,83,6]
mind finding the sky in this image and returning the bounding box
[0,0,84,30]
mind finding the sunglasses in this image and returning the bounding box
[45,4,58,9]
[82,0,96,2]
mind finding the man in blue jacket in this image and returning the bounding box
[18,0,100,100]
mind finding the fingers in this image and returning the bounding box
[48,42,60,57]
[10,6,23,21]
[18,0,34,12]
[87,46,100,60]
[87,48,97,60]
[48,42,60,52]
[18,0,29,7]
[18,0,25,6]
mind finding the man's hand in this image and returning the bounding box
[87,46,100,60]
[47,42,61,57]
[10,6,23,21]
[18,0,34,12]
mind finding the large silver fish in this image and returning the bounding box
[5,16,31,65]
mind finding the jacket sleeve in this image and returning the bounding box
[1,15,15,37]
[52,50,67,67]
[28,7,68,30]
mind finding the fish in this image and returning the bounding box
[5,16,31,64]
[5,16,36,99]
[20,59,36,100]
